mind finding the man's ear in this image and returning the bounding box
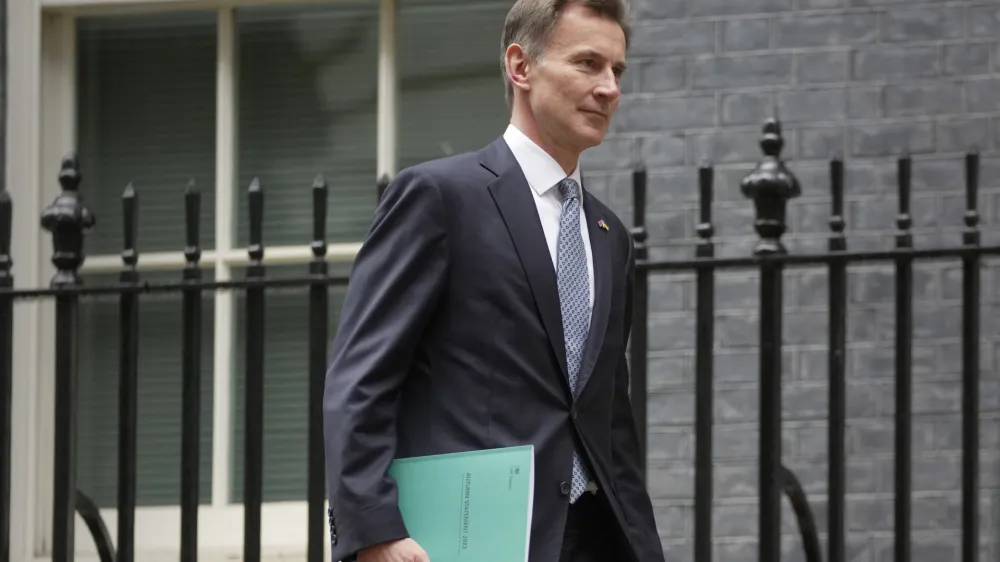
[505,43,531,95]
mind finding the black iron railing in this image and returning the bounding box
[1,154,348,562]
[0,117,997,562]
[627,119,997,562]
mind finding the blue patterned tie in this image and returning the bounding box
[556,177,592,503]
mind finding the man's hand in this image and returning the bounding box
[357,538,429,562]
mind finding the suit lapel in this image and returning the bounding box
[574,191,611,399]
[482,140,570,384]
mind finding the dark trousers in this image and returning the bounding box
[558,491,631,562]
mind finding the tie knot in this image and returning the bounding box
[559,178,580,201]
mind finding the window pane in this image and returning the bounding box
[397,0,511,170]
[74,12,218,509]
[235,1,380,249]
[77,12,218,256]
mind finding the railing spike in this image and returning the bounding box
[630,167,647,250]
[121,183,138,277]
[0,185,11,283]
[247,177,264,267]
[312,175,328,259]
[964,149,980,232]
[696,161,713,243]
[829,156,845,237]
[184,180,201,268]
[896,155,912,234]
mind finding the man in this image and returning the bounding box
[323,1,665,561]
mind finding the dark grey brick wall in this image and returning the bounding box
[581,1,1000,561]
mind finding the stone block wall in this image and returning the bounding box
[581,1,1000,560]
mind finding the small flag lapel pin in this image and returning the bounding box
[598,219,609,231]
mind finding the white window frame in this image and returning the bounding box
[8,0,399,559]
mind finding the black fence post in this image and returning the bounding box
[0,9,7,562]
[0,0,7,553]
[628,167,648,476]
[961,149,980,562]
[0,0,7,539]
[117,183,140,562]
[693,162,714,562]
[0,183,12,562]
[740,119,800,562]
[244,178,265,562]
[894,155,913,562]
[180,180,202,561]
[40,153,95,562]
[308,175,329,562]
[827,155,847,562]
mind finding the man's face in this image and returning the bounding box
[527,4,626,154]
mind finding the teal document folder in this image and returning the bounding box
[388,445,535,562]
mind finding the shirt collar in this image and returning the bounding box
[502,123,583,197]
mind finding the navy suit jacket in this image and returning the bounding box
[323,136,665,562]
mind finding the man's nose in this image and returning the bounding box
[594,69,620,100]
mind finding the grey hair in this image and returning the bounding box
[500,0,631,108]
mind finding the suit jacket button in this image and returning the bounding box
[559,481,570,495]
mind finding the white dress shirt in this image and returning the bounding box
[502,123,595,310]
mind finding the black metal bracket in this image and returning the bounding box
[75,489,115,562]
[779,465,822,562]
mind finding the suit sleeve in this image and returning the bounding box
[323,167,450,561]
[610,234,666,562]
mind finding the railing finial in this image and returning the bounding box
[121,183,138,281]
[630,167,648,261]
[896,154,913,248]
[41,152,95,287]
[312,175,328,259]
[964,148,980,241]
[829,155,845,239]
[0,183,12,286]
[247,177,264,269]
[740,118,800,255]
[184,180,201,270]
[696,160,714,247]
